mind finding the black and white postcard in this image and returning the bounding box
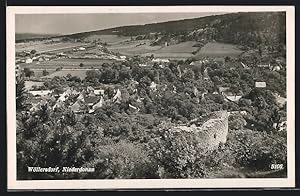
[6,6,295,190]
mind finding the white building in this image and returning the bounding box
[29,90,52,96]
[25,58,33,64]
[255,82,267,88]
[78,47,86,51]
[152,58,170,63]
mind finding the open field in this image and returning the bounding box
[85,35,131,44]
[140,41,199,59]
[195,42,243,58]
[42,69,89,80]
[108,39,162,56]
[19,58,118,69]
[16,41,89,53]
[32,70,56,77]
[143,52,194,60]
[109,40,198,59]
[155,41,199,53]
[24,81,44,90]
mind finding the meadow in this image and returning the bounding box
[16,41,89,53]
[85,34,131,44]
[42,69,88,80]
[108,39,162,56]
[195,42,243,58]
[19,58,117,69]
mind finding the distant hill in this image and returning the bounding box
[16,12,286,48]
[16,33,60,41]
[64,12,286,48]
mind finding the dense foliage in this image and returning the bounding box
[17,53,287,179]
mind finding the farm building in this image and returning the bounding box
[92,96,105,110]
[152,58,170,63]
[255,82,267,88]
[112,89,122,104]
[94,89,105,95]
[257,64,270,68]
[25,58,33,64]
[224,95,242,102]
[78,47,86,51]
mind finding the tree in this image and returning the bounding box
[16,77,26,111]
[148,128,209,178]
[23,68,35,78]
[225,56,231,62]
[85,69,101,82]
[30,49,37,55]
[228,113,247,130]
[42,69,49,76]
[84,141,157,179]
[79,63,84,67]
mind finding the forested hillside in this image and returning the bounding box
[65,12,286,48]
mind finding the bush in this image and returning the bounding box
[228,113,247,130]
[227,130,287,171]
[42,69,49,76]
[84,141,158,179]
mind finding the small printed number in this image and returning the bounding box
[271,164,283,170]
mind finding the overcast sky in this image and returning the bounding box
[16,12,228,35]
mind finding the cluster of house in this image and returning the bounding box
[137,58,170,67]
[257,63,282,71]
[28,84,147,116]
[16,52,61,64]
[28,86,123,114]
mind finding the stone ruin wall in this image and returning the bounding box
[196,111,228,150]
[164,111,229,151]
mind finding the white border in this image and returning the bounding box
[7,6,295,190]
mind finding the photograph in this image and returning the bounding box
[6,6,295,189]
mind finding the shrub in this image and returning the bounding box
[228,113,247,130]
[84,141,158,179]
[227,130,287,171]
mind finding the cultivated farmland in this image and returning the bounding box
[155,41,199,53]
[19,58,118,69]
[24,81,44,90]
[108,39,162,56]
[142,41,199,60]
[42,69,89,80]
[195,42,243,58]
[85,35,131,44]
[16,41,90,53]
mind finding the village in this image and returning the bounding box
[15,11,288,180]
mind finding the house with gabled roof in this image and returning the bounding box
[93,96,105,110]
[70,100,85,113]
[112,89,122,104]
